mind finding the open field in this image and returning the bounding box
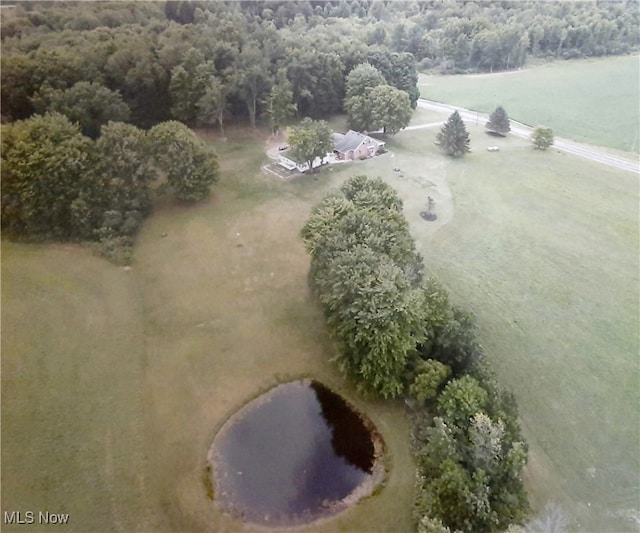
[419,55,640,152]
[1,128,416,533]
[1,243,153,531]
[2,101,639,532]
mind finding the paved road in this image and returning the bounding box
[416,98,640,174]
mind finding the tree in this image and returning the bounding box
[149,121,219,201]
[437,375,488,430]
[436,111,471,157]
[302,175,426,397]
[236,43,271,128]
[196,70,237,136]
[263,71,297,135]
[287,117,333,173]
[314,245,425,397]
[366,50,420,108]
[94,122,155,237]
[345,63,386,100]
[169,49,215,125]
[345,93,376,132]
[469,412,505,472]
[31,81,130,139]
[368,84,412,134]
[1,113,95,238]
[485,105,511,136]
[410,359,452,404]
[346,84,412,134]
[531,126,554,150]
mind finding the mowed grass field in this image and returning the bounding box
[324,119,639,531]
[2,96,638,531]
[419,55,640,152]
[1,128,416,533]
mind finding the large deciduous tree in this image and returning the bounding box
[31,81,130,139]
[169,48,215,125]
[287,117,333,172]
[149,121,219,201]
[368,84,412,134]
[436,111,471,157]
[1,113,95,238]
[93,122,155,238]
[345,62,386,100]
[236,43,271,128]
[485,105,511,136]
[346,82,412,134]
[301,175,426,397]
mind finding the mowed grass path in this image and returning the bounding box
[419,55,640,152]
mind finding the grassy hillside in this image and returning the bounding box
[419,55,640,152]
[2,107,638,532]
[1,129,416,533]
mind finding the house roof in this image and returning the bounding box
[332,130,384,154]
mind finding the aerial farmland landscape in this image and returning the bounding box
[1,2,638,532]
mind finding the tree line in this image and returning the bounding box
[1,1,420,132]
[3,1,637,131]
[301,175,529,532]
[1,114,218,263]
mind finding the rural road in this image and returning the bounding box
[416,98,640,174]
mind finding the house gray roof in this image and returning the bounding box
[332,130,383,154]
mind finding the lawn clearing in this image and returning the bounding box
[419,55,640,152]
[1,127,416,533]
[1,243,153,532]
[2,114,637,532]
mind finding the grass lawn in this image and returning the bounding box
[2,107,638,532]
[419,55,640,153]
[324,120,639,531]
[1,127,416,533]
[1,243,153,531]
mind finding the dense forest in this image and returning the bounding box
[2,1,638,129]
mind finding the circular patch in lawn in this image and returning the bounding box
[420,211,438,221]
[207,380,386,527]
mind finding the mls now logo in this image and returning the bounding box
[4,511,70,525]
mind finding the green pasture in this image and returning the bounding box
[2,105,638,532]
[1,129,415,533]
[419,55,640,153]
[323,120,639,531]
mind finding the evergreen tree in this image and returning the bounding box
[485,105,511,136]
[436,111,471,158]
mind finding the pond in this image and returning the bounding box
[207,380,385,527]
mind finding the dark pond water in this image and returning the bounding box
[208,380,381,527]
